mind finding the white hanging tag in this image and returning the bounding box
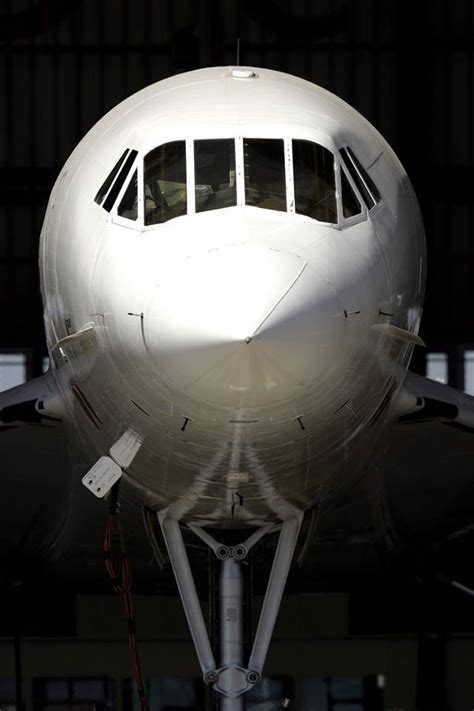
[82,456,122,498]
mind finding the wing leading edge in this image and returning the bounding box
[0,374,71,571]
[385,372,474,542]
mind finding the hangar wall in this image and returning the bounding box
[2,594,474,709]
[0,594,418,710]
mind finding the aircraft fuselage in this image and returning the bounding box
[39,66,426,526]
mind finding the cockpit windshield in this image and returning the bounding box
[102,137,381,228]
[244,138,286,212]
[144,141,187,225]
[293,140,337,223]
[195,139,237,213]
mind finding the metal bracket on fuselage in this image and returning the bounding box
[157,510,303,702]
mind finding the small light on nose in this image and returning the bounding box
[231,68,257,79]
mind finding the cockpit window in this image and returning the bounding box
[95,149,138,213]
[144,141,187,225]
[101,138,376,229]
[102,149,138,212]
[118,169,138,221]
[244,138,286,212]
[346,146,381,203]
[339,146,380,210]
[292,140,337,224]
[194,139,237,213]
[340,168,362,219]
[94,149,129,206]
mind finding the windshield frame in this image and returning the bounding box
[110,151,142,230]
[110,132,374,231]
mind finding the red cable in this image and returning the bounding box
[104,500,150,711]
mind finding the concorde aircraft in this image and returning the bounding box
[2,66,474,709]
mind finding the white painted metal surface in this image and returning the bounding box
[37,66,426,527]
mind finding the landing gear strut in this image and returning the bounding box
[157,511,303,709]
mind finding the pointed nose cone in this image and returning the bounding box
[145,245,344,407]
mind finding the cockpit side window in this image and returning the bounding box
[117,169,138,221]
[102,149,138,212]
[340,146,380,210]
[346,146,381,203]
[292,140,337,224]
[144,141,187,225]
[94,149,129,206]
[194,139,237,213]
[244,138,286,212]
[340,168,362,219]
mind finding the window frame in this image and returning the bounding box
[291,138,339,225]
[101,149,138,213]
[115,168,139,222]
[94,149,129,207]
[284,137,296,214]
[339,145,383,215]
[192,137,239,216]
[335,159,367,228]
[243,136,288,214]
[141,137,189,230]
[235,136,245,207]
[186,137,196,215]
[106,136,378,231]
[346,145,381,204]
[111,152,142,230]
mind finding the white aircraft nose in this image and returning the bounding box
[144,244,345,408]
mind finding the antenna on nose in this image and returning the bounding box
[236,37,240,66]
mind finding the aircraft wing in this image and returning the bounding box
[296,372,474,588]
[0,374,71,571]
[383,371,474,544]
[0,374,163,589]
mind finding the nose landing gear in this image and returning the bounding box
[157,512,303,710]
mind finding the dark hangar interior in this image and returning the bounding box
[1,1,474,710]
